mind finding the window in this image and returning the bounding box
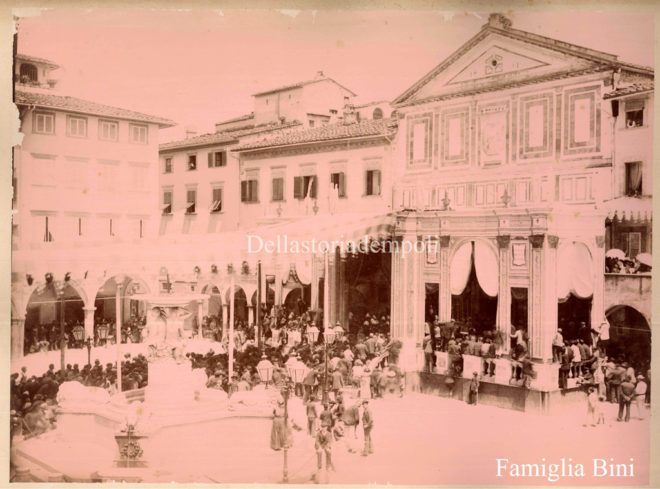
[208,151,226,168]
[129,123,148,144]
[272,177,284,201]
[187,154,197,171]
[625,162,643,196]
[186,189,197,214]
[78,217,83,236]
[43,216,53,242]
[211,187,223,213]
[293,175,317,200]
[162,190,173,215]
[241,179,259,203]
[164,158,172,173]
[365,169,381,196]
[330,172,346,198]
[98,164,118,192]
[625,232,642,258]
[139,219,144,238]
[373,108,383,120]
[309,120,315,127]
[66,116,87,138]
[109,218,115,237]
[625,99,644,128]
[33,112,55,135]
[19,63,38,83]
[99,120,118,141]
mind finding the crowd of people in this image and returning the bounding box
[10,355,148,441]
[605,256,651,274]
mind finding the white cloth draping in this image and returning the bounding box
[474,241,499,297]
[450,242,472,296]
[557,242,594,300]
[293,253,313,285]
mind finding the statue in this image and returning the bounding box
[145,306,192,363]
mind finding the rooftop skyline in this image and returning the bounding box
[15,9,654,141]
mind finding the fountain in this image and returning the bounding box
[12,291,279,482]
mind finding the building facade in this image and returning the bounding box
[387,14,653,402]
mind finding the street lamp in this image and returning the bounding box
[322,328,337,403]
[333,323,345,342]
[98,324,108,346]
[257,354,274,388]
[86,338,93,367]
[72,324,84,348]
[306,324,319,344]
[46,272,70,372]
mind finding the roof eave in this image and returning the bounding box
[233,132,393,154]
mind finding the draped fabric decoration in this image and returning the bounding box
[557,242,594,301]
[450,242,473,295]
[474,241,499,297]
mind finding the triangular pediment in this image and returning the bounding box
[447,45,549,84]
[397,26,614,105]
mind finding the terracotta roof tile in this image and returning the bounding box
[603,83,654,99]
[215,112,254,126]
[253,76,356,97]
[15,90,175,127]
[234,119,397,151]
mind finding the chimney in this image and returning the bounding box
[185,126,197,139]
[342,96,357,125]
[315,70,325,79]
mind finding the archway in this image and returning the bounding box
[94,275,147,344]
[225,286,248,325]
[202,285,223,320]
[606,305,651,372]
[24,280,84,355]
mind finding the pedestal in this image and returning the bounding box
[434,351,448,374]
[462,355,482,379]
[493,358,512,385]
[529,362,559,391]
[114,429,148,468]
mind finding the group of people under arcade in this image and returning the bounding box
[24,314,148,355]
[10,355,148,441]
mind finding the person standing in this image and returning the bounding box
[305,396,319,436]
[313,424,335,482]
[423,334,434,373]
[634,375,648,420]
[593,319,610,353]
[552,328,564,363]
[270,400,288,451]
[617,376,635,422]
[467,372,479,405]
[341,402,360,453]
[331,368,344,402]
[361,399,374,456]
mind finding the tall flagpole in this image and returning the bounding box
[229,272,235,379]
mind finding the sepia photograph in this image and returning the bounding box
[5,5,656,486]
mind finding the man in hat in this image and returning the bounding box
[361,399,374,456]
[305,395,319,436]
[634,375,648,420]
[331,367,344,402]
[365,334,377,358]
[341,401,361,453]
[617,375,636,422]
[552,328,564,363]
[467,372,480,405]
[592,319,610,353]
[423,333,434,373]
[313,423,335,481]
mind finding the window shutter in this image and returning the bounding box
[294,176,303,199]
[208,153,213,168]
[374,170,381,195]
[366,171,373,195]
[310,176,318,198]
[241,181,248,202]
[251,180,258,202]
[339,172,346,197]
[220,151,226,167]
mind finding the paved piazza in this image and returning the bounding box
[12,349,650,485]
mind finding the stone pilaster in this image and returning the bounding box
[311,254,319,311]
[539,235,558,362]
[390,244,403,338]
[496,235,511,354]
[438,235,452,322]
[339,250,348,328]
[528,234,545,360]
[11,316,25,361]
[328,250,337,326]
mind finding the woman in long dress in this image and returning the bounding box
[270,400,287,451]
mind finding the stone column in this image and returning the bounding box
[496,235,512,355]
[328,250,337,326]
[83,307,96,343]
[541,235,560,363]
[390,242,403,338]
[248,306,255,325]
[591,235,606,328]
[339,250,348,328]
[197,300,204,337]
[438,235,452,322]
[311,254,319,311]
[222,304,230,341]
[274,264,283,307]
[528,234,545,360]
[11,316,25,361]
[399,236,425,372]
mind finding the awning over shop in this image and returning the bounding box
[602,196,652,222]
[557,242,594,300]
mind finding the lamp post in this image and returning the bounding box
[257,354,306,483]
[46,273,71,372]
[98,324,108,347]
[321,328,337,404]
[86,338,93,367]
[72,324,84,349]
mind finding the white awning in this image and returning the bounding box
[602,196,652,222]
[557,242,594,300]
